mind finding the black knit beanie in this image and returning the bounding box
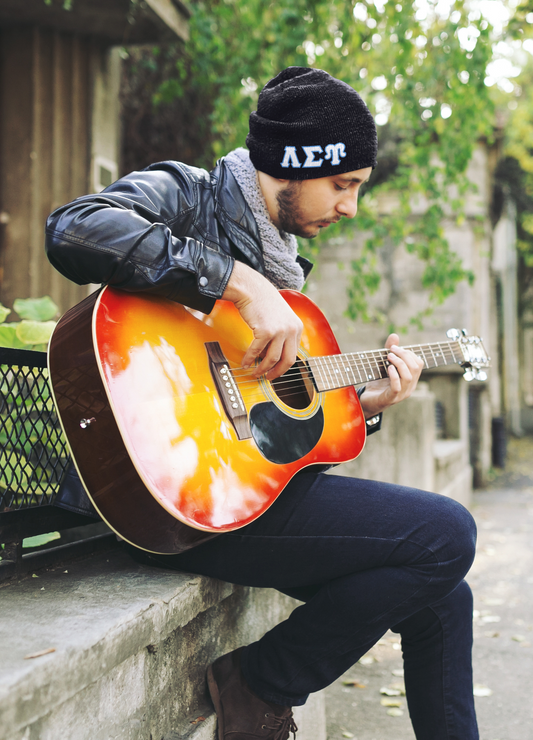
[246,67,377,180]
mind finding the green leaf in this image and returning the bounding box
[16,320,56,346]
[0,323,26,349]
[0,303,11,323]
[23,532,61,549]
[14,296,59,321]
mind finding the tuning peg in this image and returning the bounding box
[462,328,468,336]
[463,369,475,381]
[447,328,461,340]
[475,370,488,381]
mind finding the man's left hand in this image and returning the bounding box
[359,333,424,419]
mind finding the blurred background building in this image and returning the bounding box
[0,0,528,501]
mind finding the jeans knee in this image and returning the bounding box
[438,498,477,578]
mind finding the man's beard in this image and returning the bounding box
[275,181,314,238]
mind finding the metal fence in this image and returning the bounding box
[0,347,114,582]
[0,347,69,511]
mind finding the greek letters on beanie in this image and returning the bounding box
[246,67,378,180]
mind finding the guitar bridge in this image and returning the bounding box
[205,342,252,440]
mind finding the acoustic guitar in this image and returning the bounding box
[48,287,489,553]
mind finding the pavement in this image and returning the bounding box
[326,436,533,740]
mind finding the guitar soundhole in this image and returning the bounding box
[271,359,313,410]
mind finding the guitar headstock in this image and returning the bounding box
[446,329,490,381]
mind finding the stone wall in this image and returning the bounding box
[307,142,499,493]
[0,549,325,740]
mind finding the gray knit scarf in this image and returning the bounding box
[224,148,305,291]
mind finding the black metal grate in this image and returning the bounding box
[0,347,70,512]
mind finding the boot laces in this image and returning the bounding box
[262,712,298,740]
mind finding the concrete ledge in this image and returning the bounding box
[0,549,325,740]
[437,464,473,509]
[434,439,472,508]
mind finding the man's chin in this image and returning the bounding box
[298,224,323,239]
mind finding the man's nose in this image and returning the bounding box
[337,192,358,219]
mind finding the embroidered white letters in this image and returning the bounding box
[281,144,347,169]
[302,145,324,168]
[280,146,301,168]
[324,143,347,166]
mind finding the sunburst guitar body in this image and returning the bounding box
[48,287,366,553]
[49,287,490,554]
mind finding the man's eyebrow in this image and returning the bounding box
[337,175,370,184]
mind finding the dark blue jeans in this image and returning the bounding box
[129,470,478,740]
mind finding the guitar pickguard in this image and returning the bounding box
[249,402,325,464]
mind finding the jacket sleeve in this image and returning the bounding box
[45,163,235,314]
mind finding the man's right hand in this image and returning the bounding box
[222,261,303,380]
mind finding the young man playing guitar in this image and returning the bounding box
[46,68,479,740]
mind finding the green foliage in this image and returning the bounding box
[0,297,64,508]
[0,296,58,351]
[122,0,500,324]
[43,0,74,10]
[490,7,533,312]
[23,532,61,549]
[0,366,65,508]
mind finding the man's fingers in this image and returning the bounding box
[264,334,300,380]
[385,333,400,350]
[388,345,424,377]
[242,336,272,369]
[253,336,284,377]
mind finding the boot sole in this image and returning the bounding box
[207,663,224,740]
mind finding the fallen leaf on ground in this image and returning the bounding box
[340,728,354,738]
[342,679,366,688]
[512,635,525,642]
[380,686,402,696]
[481,615,501,624]
[483,631,499,638]
[24,647,56,659]
[190,717,205,724]
[391,668,404,677]
[359,655,376,665]
[473,684,493,697]
[381,698,402,707]
[386,708,404,717]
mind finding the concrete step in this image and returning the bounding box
[0,548,325,740]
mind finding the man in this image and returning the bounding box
[46,67,478,740]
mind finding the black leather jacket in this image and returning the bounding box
[45,158,382,522]
[45,158,312,311]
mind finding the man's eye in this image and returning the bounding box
[335,184,348,191]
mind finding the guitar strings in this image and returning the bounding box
[229,347,462,382]
[228,341,464,383]
[228,346,462,393]
[230,352,461,391]
[230,351,463,401]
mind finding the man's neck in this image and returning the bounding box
[256,170,282,229]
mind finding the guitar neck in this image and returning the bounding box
[307,340,463,392]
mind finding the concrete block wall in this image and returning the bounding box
[0,549,325,740]
[334,383,472,507]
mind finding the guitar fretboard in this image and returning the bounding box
[307,341,462,392]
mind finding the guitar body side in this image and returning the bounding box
[93,288,366,535]
[49,287,367,552]
[48,292,218,553]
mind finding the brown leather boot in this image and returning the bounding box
[207,648,298,740]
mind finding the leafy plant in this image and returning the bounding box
[0,297,67,510]
[0,296,58,351]
[121,0,498,326]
